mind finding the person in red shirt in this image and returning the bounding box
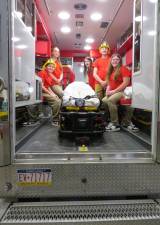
[51,47,63,98]
[102,53,139,131]
[84,57,95,90]
[93,42,111,99]
[38,59,61,125]
[61,65,75,89]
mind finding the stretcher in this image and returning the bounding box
[59,82,106,136]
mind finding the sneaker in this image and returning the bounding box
[106,123,120,132]
[127,122,139,132]
[106,122,114,129]
[51,121,59,127]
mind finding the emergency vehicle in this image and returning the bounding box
[0,0,160,224]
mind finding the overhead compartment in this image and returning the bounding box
[36,40,51,57]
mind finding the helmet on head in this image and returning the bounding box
[99,42,110,51]
[42,59,56,70]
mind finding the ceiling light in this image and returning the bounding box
[58,11,70,20]
[85,37,94,43]
[61,26,71,33]
[15,11,23,19]
[84,45,91,50]
[90,12,102,21]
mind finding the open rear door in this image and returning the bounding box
[0,0,12,166]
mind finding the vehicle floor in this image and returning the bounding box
[16,122,151,154]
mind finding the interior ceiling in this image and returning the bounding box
[36,0,133,51]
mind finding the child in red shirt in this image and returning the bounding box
[84,57,95,90]
[38,59,61,125]
[102,53,139,132]
[93,42,111,99]
[51,47,63,98]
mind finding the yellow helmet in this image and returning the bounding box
[42,59,56,70]
[99,42,110,51]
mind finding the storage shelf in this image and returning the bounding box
[16,100,42,108]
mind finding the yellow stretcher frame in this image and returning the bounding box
[0,111,8,120]
[65,106,98,111]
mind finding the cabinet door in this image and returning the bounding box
[132,0,158,111]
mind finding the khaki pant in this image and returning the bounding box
[43,93,61,119]
[95,84,105,100]
[51,85,63,98]
[102,92,133,125]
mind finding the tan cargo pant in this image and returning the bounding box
[102,92,133,125]
[43,93,61,119]
[95,84,105,100]
[51,85,63,98]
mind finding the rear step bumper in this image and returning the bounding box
[1,199,160,224]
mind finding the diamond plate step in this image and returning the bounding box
[1,200,160,224]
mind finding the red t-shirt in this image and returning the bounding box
[38,70,53,89]
[87,68,95,90]
[109,66,131,90]
[93,56,110,83]
[54,60,63,79]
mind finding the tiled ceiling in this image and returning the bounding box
[36,0,133,51]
